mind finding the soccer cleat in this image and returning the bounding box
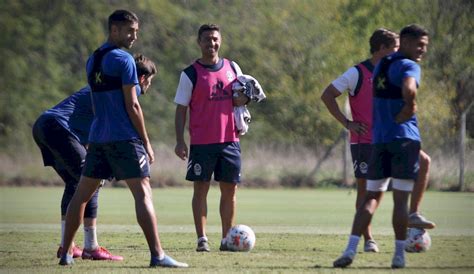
[333,250,355,268]
[58,254,74,266]
[150,255,189,268]
[81,246,123,261]
[219,241,230,251]
[391,255,405,269]
[56,246,83,258]
[364,239,379,252]
[408,212,436,229]
[196,239,210,252]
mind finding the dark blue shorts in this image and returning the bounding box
[368,138,420,180]
[350,143,373,179]
[82,139,150,180]
[33,115,99,218]
[186,142,241,183]
[32,115,86,182]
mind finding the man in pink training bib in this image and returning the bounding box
[174,24,249,252]
[321,28,435,254]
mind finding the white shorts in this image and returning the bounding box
[367,178,414,192]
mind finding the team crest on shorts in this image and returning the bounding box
[359,162,368,174]
[194,163,202,176]
[226,70,234,82]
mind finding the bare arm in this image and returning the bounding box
[321,84,367,134]
[395,77,417,123]
[123,84,154,164]
[174,104,188,160]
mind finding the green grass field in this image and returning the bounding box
[0,187,473,273]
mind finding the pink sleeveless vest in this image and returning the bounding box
[349,62,373,144]
[189,59,239,145]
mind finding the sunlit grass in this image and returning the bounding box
[0,187,473,273]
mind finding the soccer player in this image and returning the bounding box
[33,54,155,261]
[174,24,249,252]
[321,28,399,253]
[58,10,188,268]
[321,29,435,253]
[333,24,430,269]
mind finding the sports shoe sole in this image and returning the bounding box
[150,255,189,268]
[408,222,436,229]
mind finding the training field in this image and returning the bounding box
[0,187,473,273]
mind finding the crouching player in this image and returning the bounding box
[33,54,159,261]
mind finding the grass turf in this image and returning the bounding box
[0,187,473,273]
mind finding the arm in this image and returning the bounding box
[123,84,154,164]
[321,84,367,134]
[321,84,347,127]
[174,104,188,160]
[395,77,417,123]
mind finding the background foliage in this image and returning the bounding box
[0,0,472,176]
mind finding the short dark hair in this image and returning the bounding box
[197,24,220,40]
[369,28,399,54]
[135,54,157,78]
[108,10,139,31]
[400,24,429,40]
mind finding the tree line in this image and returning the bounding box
[1,0,472,156]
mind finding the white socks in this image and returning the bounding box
[395,240,405,258]
[61,220,99,250]
[343,235,360,258]
[342,236,405,260]
[60,220,66,247]
[84,226,99,251]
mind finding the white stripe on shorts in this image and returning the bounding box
[139,155,146,168]
[187,160,193,171]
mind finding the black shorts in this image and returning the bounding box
[350,143,373,179]
[186,142,241,183]
[32,115,86,183]
[368,138,420,180]
[82,139,150,180]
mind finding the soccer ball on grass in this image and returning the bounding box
[405,228,431,252]
[226,224,256,252]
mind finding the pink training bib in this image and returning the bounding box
[349,62,373,144]
[189,59,239,145]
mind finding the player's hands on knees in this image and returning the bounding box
[347,120,368,135]
[233,90,250,107]
[175,142,188,161]
[144,142,155,164]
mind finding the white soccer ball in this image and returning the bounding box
[226,224,256,252]
[405,228,431,252]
